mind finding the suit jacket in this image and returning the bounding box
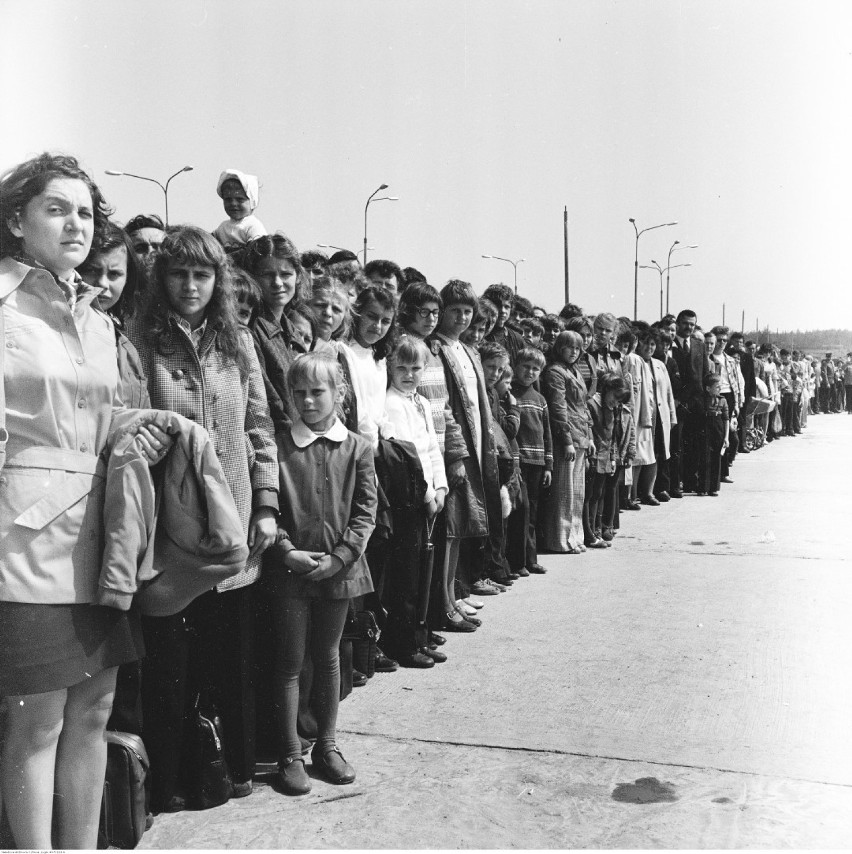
[670,333,709,408]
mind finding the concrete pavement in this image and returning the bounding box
[141,414,852,849]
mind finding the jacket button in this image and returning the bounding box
[172,369,184,379]
[80,444,88,452]
[77,400,86,408]
[76,357,84,365]
[212,419,219,429]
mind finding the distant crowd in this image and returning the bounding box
[1,155,848,848]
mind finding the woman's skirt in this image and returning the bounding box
[0,601,144,696]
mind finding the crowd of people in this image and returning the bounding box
[0,154,845,849]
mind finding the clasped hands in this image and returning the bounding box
[283,549,344,581]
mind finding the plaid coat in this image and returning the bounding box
[126,316,278,590]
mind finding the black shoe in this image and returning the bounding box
[641,495,660,506]
[311,746,355,785]
[352,669,368,687]
[528,563,547,574]
[278,756,311,795]
[429,631,446,646]
[420,646,447,663]
[626,500,642,510]
[516,567,530,577]
[442,614,477,632]
[669,490,684,498]
[655,491,671,502]
[397,651,435,668]
[374,649,399,672]
[232,780,253,798]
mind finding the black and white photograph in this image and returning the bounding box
[0,0,850,849]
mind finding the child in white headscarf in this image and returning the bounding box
[213,168,267,249]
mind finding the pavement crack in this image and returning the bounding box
[338,728,852,791]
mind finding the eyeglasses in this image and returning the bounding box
[415,308,440,319]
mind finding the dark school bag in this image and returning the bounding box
[97,731,152,849]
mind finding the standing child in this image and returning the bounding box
[213,169,267,250]
[382,336,449,667]
[510,346,553,573]
[697,373,729,496]
[585,373,633,547]
[540,331,595,554]
[264,352,377,795]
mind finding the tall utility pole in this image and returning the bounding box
[563,207,570,306]
[741,310,745,334]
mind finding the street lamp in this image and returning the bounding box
[317,243,374,261]
[482,254,526,295]
[630,218,677,321]
[363,185,398,265]
[104,165,193,225]
[665,241,698,314]
[642,260,692,319]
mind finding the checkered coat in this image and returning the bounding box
[126,316,278,590]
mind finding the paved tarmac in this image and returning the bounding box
[138,414,852,849]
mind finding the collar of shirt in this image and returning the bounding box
[170,311,207,349]
[15,252,91,308]
[291,417,348,448]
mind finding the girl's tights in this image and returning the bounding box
[269,596,349,762]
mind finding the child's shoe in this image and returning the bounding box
[279,757,311,795]
[311,746,356,784]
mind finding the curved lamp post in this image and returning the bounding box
[317,242,374,260]
[642,260,692,319]
[665,242,698,314]
[481,254,526,295]
[363,185,398,265]
[630,218,677,320]
[104,165,193,226]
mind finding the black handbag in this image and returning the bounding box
[186,695,233,810]
[342,610,380,678]
[97,731,152,850]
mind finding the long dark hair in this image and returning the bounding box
[351,285,397,361]
[0,152,112,259]
[79,221,143,323]
[144,225,249,379]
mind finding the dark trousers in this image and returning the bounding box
[600,465,623,532]
[697,436,723,494]
[382,506,428,658]
[720,392,739,476]
[819,385,831,413]
[583,468,607,541]
[681,406,703,492]
[781,393,800,435]
[141,586,256,809]
[846,386,852,414]
[519,463,544,566]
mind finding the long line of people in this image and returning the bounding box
[0,155,838,848]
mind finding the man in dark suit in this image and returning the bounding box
[669,309,709,494]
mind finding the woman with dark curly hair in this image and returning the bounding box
[126,225,279,812]
[0,153,170,849]
[237,232,308,431]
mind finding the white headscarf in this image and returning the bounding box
[216,169,259,209]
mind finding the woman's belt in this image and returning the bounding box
[4,446,105,531]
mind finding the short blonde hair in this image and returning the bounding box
[388,334,429,367]
[287,352,349,420]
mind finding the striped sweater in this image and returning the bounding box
[511,381,553,470]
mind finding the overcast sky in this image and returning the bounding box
[3,0,850,331]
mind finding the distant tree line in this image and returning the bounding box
[743,327,852,353]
